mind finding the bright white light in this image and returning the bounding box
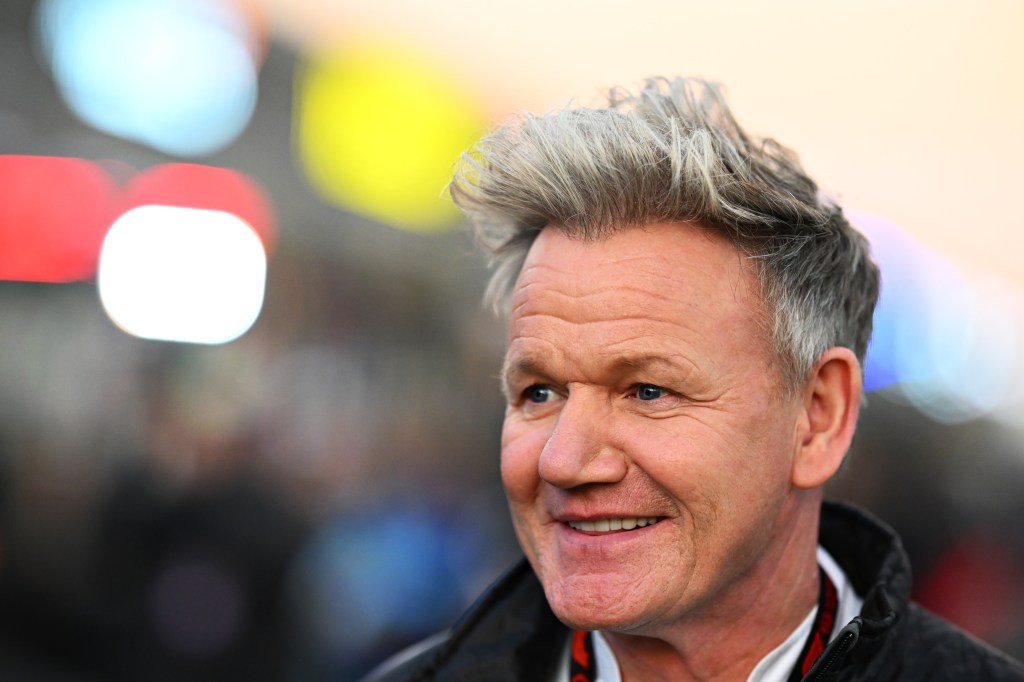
[98,205,266,345]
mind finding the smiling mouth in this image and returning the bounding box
[567,517,664,532]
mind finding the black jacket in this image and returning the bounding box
[364,502,1024,681]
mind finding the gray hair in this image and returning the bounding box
[450,77,880,392]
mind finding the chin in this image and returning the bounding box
[551,603,654,635]
[543,575,655,633]
[551,605,621,632]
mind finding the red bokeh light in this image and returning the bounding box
[120,163,276,254]
[0,155,117,282]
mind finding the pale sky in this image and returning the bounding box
[257,0,1024,285]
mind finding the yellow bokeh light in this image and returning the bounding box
[295,42,486,232]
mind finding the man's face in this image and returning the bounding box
[501,222,807,635]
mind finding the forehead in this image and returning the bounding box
[509,222,763,330]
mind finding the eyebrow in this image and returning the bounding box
[499,352,691,400]
[500,354,548,401]
[609,354,681,373]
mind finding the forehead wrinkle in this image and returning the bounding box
[512,283,720,329]
[608,352,693,373]
[514,255,706,302]
[514,260,753,318]
[505,331,705,390]
[598,340,711,384]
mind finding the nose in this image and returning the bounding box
[537,390,628,489]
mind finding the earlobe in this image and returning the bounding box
[791,347,863,489]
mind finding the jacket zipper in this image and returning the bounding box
[805,625,859,681]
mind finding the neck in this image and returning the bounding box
[603,491,823,682]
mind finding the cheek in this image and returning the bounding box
[626,412,789,502]
[500,416,548,504]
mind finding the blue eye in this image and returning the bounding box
[636,384,667,401]
[526,385,553,403]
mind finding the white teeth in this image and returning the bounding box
[568,517,661,532]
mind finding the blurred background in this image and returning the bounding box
[0,0,1022,679]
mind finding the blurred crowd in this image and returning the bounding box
[0,238,520,680]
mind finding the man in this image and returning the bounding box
[365,77,1024,681]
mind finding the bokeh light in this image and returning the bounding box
[855,212,1023,424]
[36,0,259,156]
[0,155,116,282]
[98,205,267,345]
[289,503,461,664]
[121,163,276,253]
[294,42,486,232]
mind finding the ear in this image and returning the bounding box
[791,347,863,489]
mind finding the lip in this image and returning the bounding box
[551,509,668,523]
[553,516,668,549]
[552,510,669,525]
[565,516,664,532]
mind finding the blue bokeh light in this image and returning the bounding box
[854,212,1022,423]
[855,213,932,392]
[37,0,258,156]
[291,503,462,659]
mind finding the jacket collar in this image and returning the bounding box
[808,501,909,679]
[819,501,907,630]
[426,561,564,681]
